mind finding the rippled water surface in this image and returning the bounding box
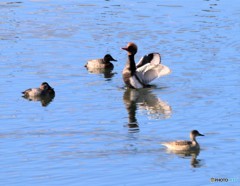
[0,0,240,185]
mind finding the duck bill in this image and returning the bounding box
[199,133,204,136]
[121,47,128,51]
[111,57,117,62]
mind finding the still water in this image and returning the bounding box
[0,0,240,185]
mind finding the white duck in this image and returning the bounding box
[122,42,171,89]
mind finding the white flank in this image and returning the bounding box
[129,76,143,89]
[28,89,41,97]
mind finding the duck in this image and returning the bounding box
[161,130,204,151]
[85,54,117,70]
[22,82,55,97]
[122,42,171,89]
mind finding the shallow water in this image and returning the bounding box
[0,0,240,185]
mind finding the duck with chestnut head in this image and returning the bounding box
[122,42,171,89]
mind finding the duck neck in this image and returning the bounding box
[126,54,136,76]
[103,59,109,64]
[191,135,198,144]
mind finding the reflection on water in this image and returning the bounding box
[85,67,115,79]
[0,1,22,7]
[165,149,203,168]
[123,88,172,131]
[22,94,55,107]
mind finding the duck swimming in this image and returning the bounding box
[85,54,117,70]
[161,130,204,151]
[22,82,55,97]
[122,42,171,89]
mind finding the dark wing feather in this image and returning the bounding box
[136,53,161,68]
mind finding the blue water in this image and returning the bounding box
[0,0,240,185]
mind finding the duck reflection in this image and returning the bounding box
[123,88,172,131]
[166,149,202,168]
[85,67,115,79]
[22,94,55,107]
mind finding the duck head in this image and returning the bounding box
[104,54,117,63]
[40,82,52,91]
[190,130,204,140]
[122,42,138,55]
